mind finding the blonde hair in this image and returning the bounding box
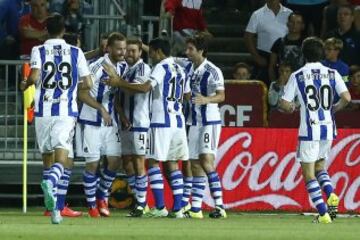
[324,38,343,50]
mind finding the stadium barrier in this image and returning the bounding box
[147,127,360,213]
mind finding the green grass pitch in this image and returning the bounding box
[0,208,359,240]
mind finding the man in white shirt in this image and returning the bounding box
[244,0,292,84]
[20,13,92,224]
[279,37,351,224]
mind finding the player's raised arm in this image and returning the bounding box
[20,46,42,91]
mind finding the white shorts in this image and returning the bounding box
[82,125,121,162]
[296,140,333,163]
[147,127,189,161]
[35,116,76,154]
[74,123,84,157]
[121,130,147,156]
[188,124,221,159]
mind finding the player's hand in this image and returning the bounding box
[100,107,112,126]
[192,93,208,105]
[102,62,118,78]
[120,116,132,130]
[19,80,28,91]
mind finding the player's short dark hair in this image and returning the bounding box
[302,37,324,62]
[63,33,79,46]
[149,38,171,56]
[100,32,109,40]
[107,32,126,47]
[47,13,65,36]
[338,4,355,15]
[186,34,209,57]
[126,38,142,50]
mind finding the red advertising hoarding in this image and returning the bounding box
[148,128,360,213]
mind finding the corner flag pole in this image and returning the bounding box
[22,63,32,213]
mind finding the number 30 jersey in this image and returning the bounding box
[149,57,189,128]
[282,62,349,141]
[30,39,90,117]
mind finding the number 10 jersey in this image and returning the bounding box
[30,39,90,117]
[282,62,349,141]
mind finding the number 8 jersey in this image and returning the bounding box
[30,39,90,117]
[282,62,349,140]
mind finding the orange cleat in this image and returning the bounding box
[88,207,101,218]
[43,210,51,216]
[61,206,82,217]
[97,199,110,217]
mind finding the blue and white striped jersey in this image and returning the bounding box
[120,59,151,131]
[282,62,348,140]
[186,59,225,126]
[149,57,189,128]
[78,54,128,126]
[30,39,90,117]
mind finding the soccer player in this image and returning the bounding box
[103,38,189,218]
[279,37,351,223]
[78,32,127,218]
[20,13,92,224]
[118,38,151,217]
[183,35,227,219]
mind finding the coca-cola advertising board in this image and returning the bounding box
[147,128,360,213]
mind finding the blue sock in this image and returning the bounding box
[135,175,148,208]
[181,176,193,208]
[148,167,164,210]
[207,171,224,208]
[56,168,71,210]
[169,170,184,212]
[96,168,117,200]
[126,174,136,194]
[190,176,206,212]
[47,163,64,187]
[316,170,334,198]
[306,179,327,216]
[83,171,98,208]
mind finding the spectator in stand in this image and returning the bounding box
[268,62,293,108]
[0,0,22,60]
[325,4,360,67]
[163,0,210,55]
[244,0,292,85]
[19,0,48,58]
[269,12,305,82]
[321,0,349,38]
[347,66,360,109]
[321,37,350,83]
[233,62,252,80]
[62,0,84,34]
[285,0,329,36]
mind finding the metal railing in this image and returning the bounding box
[0,60,40,162]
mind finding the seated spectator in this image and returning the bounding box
[244,0,292,85]
[321,0,349,38]
[0,0,21,60]
[325,4,360,67]
[349,66,360,100]
[322,37,350,83]
[233,62,252,80]
[62,0,84,34]
[268,62,292,108]
[163,0,210,56]
[269,12,305,82]
[19,0,48,58]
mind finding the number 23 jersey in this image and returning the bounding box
[30,39,90,117]
[282,62,349,141]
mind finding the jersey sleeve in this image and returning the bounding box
[135,64,151,83]
[282,74,297,102]
[213,68,225,91]
[184,77,191,94]
[149,64,164,88]
[334,71,349,95]
[30,46,41,69]
[245,11,258,34]
[77,50,91,78]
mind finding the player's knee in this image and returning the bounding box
[85,161,99,174]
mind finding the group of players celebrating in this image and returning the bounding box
[20,13,226,224]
